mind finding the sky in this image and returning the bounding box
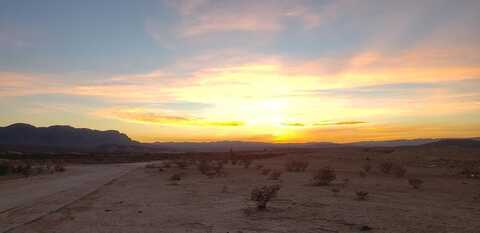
[1,0,479,143]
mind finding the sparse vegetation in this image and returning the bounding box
[285,159,309,172]
[408,178,423,189]
[312,167,336,186]
[250,184,281,210]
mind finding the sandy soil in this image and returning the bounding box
[2,150,480,233]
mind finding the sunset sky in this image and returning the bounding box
[1,0,479,142]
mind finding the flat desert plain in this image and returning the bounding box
[1,147,480,233]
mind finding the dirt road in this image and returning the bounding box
[0,163,142,233]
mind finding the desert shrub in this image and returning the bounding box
[169,173,183,181]
[393,165,407,178]
[379,161,393,174]
[145,163,157,169]
[19,162,32,177]
[285,159,309,172]
[356,191,369,200]
[163,161,172,168]
[198,160,224,178]
[174,160,189,169]
[331,188,340,196]
[54,164,66,172]
[221,185,229,193]
[0,160,11,176]
[197,160,211,174]
[362,163,372,173]
[460,167,480,179]
[261,168,272,176]
[408,178,423,189]
[359,171,367,178]
[312,167,336,186]
[269,170,282,180]
[250,184,281,210]
[242,160,252,169]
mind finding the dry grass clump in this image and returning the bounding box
[268,170,282,180]
[250,184,281,210]
[312,167,336,186]
[408,178,423,189]
[285,159,309,172]
[356,191,369,200]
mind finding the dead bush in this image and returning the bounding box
[250,184,281,210]
[408,178,423,189]
[269,170,282,180]
[312,167,336,186]
[285,159,309,172]
[356,191,369,200]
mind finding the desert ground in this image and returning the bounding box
[1,147,480,233]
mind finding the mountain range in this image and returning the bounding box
[0,123,478,153]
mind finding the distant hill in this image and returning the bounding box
[0,123,136,151]
[424,139,480,148]
[349,139,441,147]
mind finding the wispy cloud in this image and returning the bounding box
[314,121,367,126]
[282,122,305,127]
[95,107,244,127]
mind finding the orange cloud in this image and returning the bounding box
[95,107,244,127]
